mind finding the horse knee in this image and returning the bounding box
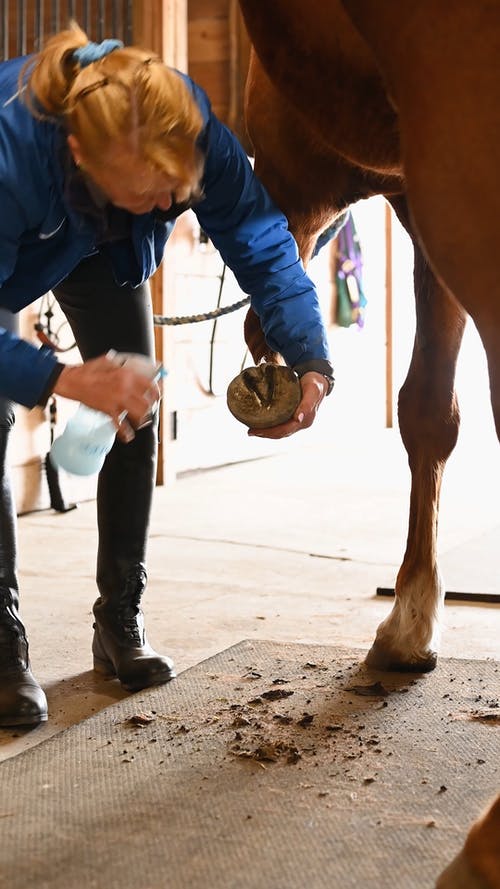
[398,379,460,464]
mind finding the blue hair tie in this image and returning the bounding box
[73,39,124,68]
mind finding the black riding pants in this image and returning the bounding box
[1,251,158,601]
[53,251,158,599]
[0,308,18,594]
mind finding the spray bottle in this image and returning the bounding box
[49,352,166,477]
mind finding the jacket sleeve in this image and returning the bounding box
[0,184,25,289]
[0,185,60,407]
[0,327,60,407]
[193,113,331,370]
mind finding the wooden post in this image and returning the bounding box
[133,1,187,484]
[134,0,187,67]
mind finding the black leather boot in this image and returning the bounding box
[0,588,48,727]
[0,421,47,727]
[91,421,175,692]
[92,563,176,691]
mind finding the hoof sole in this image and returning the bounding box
[227,364,301,428]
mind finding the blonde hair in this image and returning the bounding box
[22,23,204,201]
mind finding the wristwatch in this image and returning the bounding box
[293,360,335,396]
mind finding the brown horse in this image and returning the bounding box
[238,4,500,884]
[238,0,500,676]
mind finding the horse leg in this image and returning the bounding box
[339,1,500,444]
[436,793,500,889]
[367,198,467,672]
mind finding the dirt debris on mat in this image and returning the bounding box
[81,655,497,799]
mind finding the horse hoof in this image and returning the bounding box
[227,364,301,429]
[365,642,438,673]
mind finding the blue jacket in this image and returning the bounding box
[0,56,331,407]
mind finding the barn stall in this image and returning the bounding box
[0,2,499,888]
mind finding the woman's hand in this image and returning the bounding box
[53,354,161,442]
[247,371,329,439]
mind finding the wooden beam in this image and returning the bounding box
[133,1,187,66]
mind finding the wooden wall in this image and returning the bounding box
[189,0,230,121]
[188,0,251,150]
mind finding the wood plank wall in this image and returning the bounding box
[188,0,250,151]
[188,0,230,121]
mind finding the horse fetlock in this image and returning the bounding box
[365,597,440,672]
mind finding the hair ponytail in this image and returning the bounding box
[21,21,88,117]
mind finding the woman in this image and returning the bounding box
[0,24,334,727]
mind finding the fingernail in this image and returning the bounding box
[297,412,304,423]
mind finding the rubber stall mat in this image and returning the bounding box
[0,641,498,889]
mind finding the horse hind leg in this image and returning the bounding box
[367,214,467,672]
[436,793,500,889]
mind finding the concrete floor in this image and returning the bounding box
[1,405,499,763]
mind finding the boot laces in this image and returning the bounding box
[0,589,29,670]
[119,568,146,644]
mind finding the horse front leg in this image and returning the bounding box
[367,216,467,672]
